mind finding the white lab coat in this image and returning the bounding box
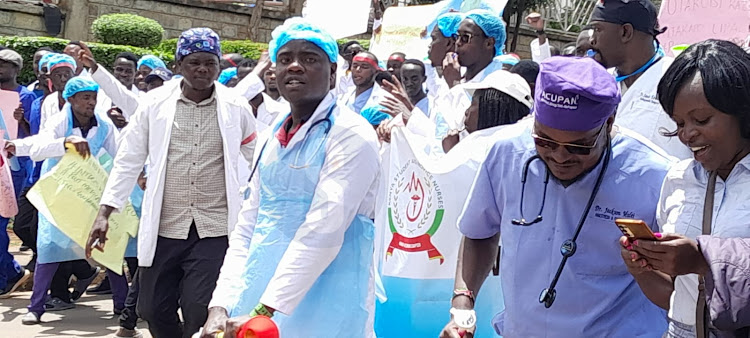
[614,57,693,160]
[209,92,380,318]
[90,64,140,119]
[99,81,258,267]
[40,88,113,130]
[13,108,118,162]
[530,38,552,63]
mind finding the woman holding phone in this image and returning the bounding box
[621,39,750,337]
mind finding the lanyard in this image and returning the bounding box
[614,49,664,82]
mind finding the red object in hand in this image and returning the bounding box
[236,316,279,338]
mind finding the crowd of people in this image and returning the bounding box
[0,0,749,337]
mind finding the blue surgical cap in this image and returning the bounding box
[495,54,519,66]
[360,105,391,126]
[137,55,166,70]
[62,76,99,101]
[437,13,463,38]
[218,67,238,85]
[465,9,507,56]
[269,17,338,64]
[47,54,77,74]
[38,52,58,73]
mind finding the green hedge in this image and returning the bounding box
[92,14,164,48]
[0,36,174,85]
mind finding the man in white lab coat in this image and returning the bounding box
[200,18,380,338]
[589,0,691,159]
[341,51,384,114]
[86,28,257,338]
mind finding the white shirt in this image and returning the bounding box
[99,81,258,267]
[530,38,552,63]
[13,108,118,163]
[334,59,355,98]
[209,92,380,315]
[40,93,63,130]
[433,61,506,131]
[256,93,289,130]
[658,156,750,329]
[614,57,693,160]
[424,64,450,102]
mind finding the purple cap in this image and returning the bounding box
[534,57,620,132]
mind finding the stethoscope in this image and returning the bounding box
[512,135,612,308]
[586,45,664,82]
[247,103,335,182]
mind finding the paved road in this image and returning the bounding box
[0,231,152,337]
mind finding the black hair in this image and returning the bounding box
[476,88,530,130]
[340,41,363,55]
[114,52,138,65]
[401,59,426,77]
[375,71,392,86]
[549,45,561,56]
[658,39,750,139]
[509,60,539,86]
[36,47,54,53]
[238,58,257,69]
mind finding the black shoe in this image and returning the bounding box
[87,278,111,295]
[25,256,36,273]
[0,269,31,299]
[72,266,100,301]
[19,245,30,252]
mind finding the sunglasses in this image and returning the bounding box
[531,126,604,155]
[455,32,475,44]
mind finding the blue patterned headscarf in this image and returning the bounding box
[176,28,222,61]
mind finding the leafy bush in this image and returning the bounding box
[92,14,164,48]
[0,36,173,84]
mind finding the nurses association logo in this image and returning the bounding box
[386,159,445,264]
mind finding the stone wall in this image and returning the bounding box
[0,0,290,43]
[80,0,288,42]
[0,1,58,37]
[511,26,578,60]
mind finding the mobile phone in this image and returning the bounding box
[614,218,658,240]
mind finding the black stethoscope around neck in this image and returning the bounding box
[247,103,336,183]
[512,136,612,308]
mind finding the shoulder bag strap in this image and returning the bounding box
[696,171,718,338]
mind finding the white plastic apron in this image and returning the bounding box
[37,104,112,264]
[228,106,375,337]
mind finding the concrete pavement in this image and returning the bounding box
[0,231,152,338]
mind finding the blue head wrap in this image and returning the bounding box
[360,105,390,126]
[47,54,77,74]
[38,52,58,73]
[137,55,167,70]
[465,9,507,56]
[62,76,99,101]
[218,67,238,85]
[437,13,463,38]
[269,17,338,63]
[176,28,222,61]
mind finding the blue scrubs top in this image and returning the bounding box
[458,121,673,337]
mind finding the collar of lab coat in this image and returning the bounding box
[282,92,336,150]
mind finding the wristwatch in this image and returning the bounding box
[450,308,477,330]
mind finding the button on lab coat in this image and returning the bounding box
[99,81,258,267]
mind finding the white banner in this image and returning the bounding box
[377,125,507,279]
[303,0,371,40]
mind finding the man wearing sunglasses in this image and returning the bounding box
[440,57,673,337]
[437,9,509,137]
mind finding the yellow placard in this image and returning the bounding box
[26,151,138,274]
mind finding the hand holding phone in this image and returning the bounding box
[615,219,658,241]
